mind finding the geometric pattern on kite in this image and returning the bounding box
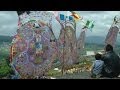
[77,28,86,50]
[105,26,119,47]
[58,22,78,66]
[11,17,58,79]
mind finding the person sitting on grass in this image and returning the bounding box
[91,53,104,78]
[101,44,120,78]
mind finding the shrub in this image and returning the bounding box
[0,59,13,78]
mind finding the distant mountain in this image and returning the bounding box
[0,35,13,43]
[116,36,120,45]
[85,36,105,45]
[0,35,119,45]
[85,36,120,45]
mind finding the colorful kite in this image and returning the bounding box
[105,26,119,47]
[77,19,95,51]
[57,12,78,69]
[77,28,86,50]
[84,20,94,32]
[105,16,120,47]
[10,11,58,79]
[11,11,96,77]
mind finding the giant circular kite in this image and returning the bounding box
[11,11,58,79]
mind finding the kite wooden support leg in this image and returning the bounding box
[61,63,65,76]
[61,62,65,75]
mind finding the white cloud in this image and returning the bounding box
[0,11,18,36]
[0,11,120,38]
[76,11,120,38]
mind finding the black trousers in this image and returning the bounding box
[101,70,119,78]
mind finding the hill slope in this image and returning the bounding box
[0,35,13,43]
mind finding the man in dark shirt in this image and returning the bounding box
[102,44,120,78]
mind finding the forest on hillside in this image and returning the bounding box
[0,36,13,43]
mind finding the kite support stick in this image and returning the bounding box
[61,30,65,76]
[61,17,66,76]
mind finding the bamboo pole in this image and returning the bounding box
[61,17,66,75]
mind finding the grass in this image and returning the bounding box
[46,57,93,79]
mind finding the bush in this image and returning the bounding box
[0,59,13,78]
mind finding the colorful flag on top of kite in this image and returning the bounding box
[48,11,82,21]
[49,11,82,23]
[59,14,74,21]
[84,20,94,32]
[60,14,65,21]
[70,11,83,22]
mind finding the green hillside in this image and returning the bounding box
[0,35,13,43]
[0,36,13,78]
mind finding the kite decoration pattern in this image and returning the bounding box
[50,11,90,74]
[9,11,96,78]
[105,26,119,47]
[77,28,86,50]
[84,20,94,32]
[57,12,78,67]
[70,11,83,22]
[105,16,120,47]
[77,19,94,52]
[10,11,58,79]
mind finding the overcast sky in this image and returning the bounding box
[0,11,120,39]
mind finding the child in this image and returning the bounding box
[91,53,104,78]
